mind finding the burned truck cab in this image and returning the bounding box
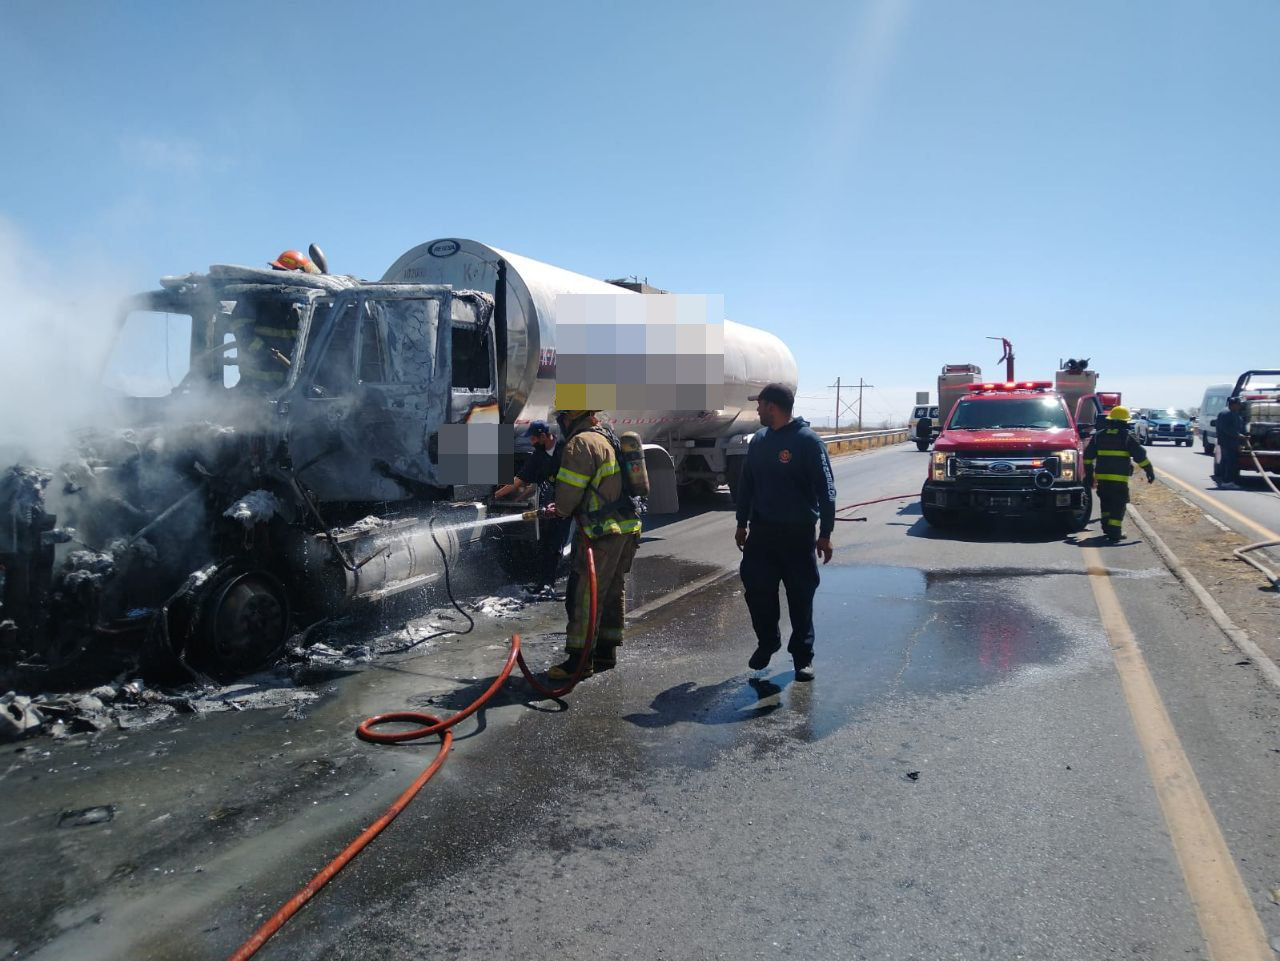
[3,264,509,681]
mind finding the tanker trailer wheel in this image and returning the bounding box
[193,570,290,679]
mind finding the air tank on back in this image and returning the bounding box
[381,239,798,444]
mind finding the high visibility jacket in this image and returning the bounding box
[1084,425,1152,484]
[555,424,642,539]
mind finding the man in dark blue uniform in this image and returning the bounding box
[494,421,569,593]
[1213,398,1245,489]
[733,383,837,681]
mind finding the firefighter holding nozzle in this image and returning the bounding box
[547,410,645,680]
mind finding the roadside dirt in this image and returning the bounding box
[1129,478,1280,664]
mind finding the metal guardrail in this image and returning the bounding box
[821,428,908,445]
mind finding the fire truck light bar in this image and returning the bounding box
[969,381,1053,392]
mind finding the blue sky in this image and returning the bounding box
[1,0,1276,426]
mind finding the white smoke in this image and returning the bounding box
[0,217,131,465]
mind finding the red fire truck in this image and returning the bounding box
[921,380,1092,531]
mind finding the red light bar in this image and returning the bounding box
[969,380,1053,393]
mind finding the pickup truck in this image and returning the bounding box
[920,381,1091,532]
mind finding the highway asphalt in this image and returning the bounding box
[5,443,1280,961]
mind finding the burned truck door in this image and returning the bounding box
[284,286,454,502]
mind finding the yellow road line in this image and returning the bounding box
[1082,546,1274,961]
[1159,472,1279,541]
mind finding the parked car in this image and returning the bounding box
[909,404,941,451]
[1135,408,1194,446]
[1198,384,1233,455]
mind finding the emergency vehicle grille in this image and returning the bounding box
[952,456,1061,483]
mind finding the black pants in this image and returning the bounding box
[1097,480,1130,540]
[739,523,820,667]
[1214,443,1240,484]
[537,516,570,588]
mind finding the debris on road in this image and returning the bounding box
[58,805,116,828]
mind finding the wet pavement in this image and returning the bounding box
[3,444,1280,960]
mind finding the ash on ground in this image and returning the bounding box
[1,584,539,743]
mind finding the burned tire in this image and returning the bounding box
[191,570,290,679]
[493,533,542,583]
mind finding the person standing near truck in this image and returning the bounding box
[1212,398,1245,489]
[733,383,836,681]
[493,421,569,595]
[1083,405,1154,543]
[548,410,642,679]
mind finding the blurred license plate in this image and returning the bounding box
[990,496,1012,507]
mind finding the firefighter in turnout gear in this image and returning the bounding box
[548,410,642,680]
[1083,406,1154,543]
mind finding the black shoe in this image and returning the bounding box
[1106,533,1122,543]
[794,663,816,682]
[748,646,777,671]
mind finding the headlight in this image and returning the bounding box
[1058,449,1076,463]
[931,451,953,481]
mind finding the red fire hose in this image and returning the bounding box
[227,544,599,961]
[834,492,918,520]
[228,493,913,958]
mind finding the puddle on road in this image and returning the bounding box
[625,555,721,611]
[661,565,1078,745]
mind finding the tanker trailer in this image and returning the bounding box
[381,239,799,501]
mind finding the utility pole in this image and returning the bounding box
[830,377,872,431]
[856,377,873,431]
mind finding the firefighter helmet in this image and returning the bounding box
[1108,405,1130,422]
[270,250,315,272]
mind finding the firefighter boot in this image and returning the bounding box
[547,653,593,681]
[592,642,619,672]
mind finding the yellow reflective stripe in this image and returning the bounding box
[592,460,620,483]
[1096,449,1131,456]
[556,466,590,488]
[583,518,642,538]
[1095,473,1130,482]
[1105,518,1124,527]
[1136,459,1151,468]
[253,326,298,339]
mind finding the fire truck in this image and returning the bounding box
[920,380,1091,531]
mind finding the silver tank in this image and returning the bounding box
[382,239,798,444]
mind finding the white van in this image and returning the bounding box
[1198,384,1233,455]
